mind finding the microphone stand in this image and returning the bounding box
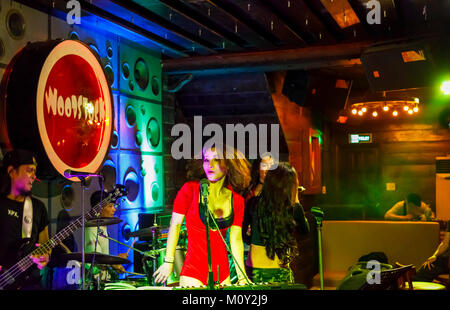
[76,174,103,290]
[312,208,324,290]
[80,177,88,291]
[202,187,215,290]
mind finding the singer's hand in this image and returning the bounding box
[422,255,437,270]
[236,278,252,285]
[153,262,173,283]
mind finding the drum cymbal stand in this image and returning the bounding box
[311,207,325,290]
[98,230,161,286]
[74,174,103,290]
[97,231,156,258]
[150,219,162,286]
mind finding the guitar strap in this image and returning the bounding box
[22,197,33,238]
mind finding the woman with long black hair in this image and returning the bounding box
[243,162,310,283]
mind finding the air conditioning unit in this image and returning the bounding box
[436,156,450,220]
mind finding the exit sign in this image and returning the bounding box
[349,133,372,144]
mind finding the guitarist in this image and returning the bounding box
[0,149,50,289]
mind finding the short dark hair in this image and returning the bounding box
[90,190,107,209]
[406,193,421,207]
[1,149,37,195]
[2,149,37,170]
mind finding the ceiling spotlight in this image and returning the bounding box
[393,110,398,117]
[361,107,367,113]
[414,97,420,103]
[383,104,389,111]
[358,110,363,116]
[441,80,450,95]
[351,108,357,115]
[408,109,414,115]
[372,111,378,117]
[413,106,419,113]
[403,105,409,111]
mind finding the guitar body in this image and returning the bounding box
[0,239,43,290]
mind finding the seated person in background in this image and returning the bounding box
[243,162,310,283]
[384,193,434,221]
[85,190,128,280]
[413,220,450,282]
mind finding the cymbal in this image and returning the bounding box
[55,252,130,266]
[85,217,122,227]
[126,226,168,239]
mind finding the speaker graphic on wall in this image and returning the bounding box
[111,94,120,150]
[118,153,164,211]
[119,96,162,153]
[0,1,48,66]
[116,208,140,273]
[119,43,162,102]
[51,17,119,90]
[99,154,118,192]
[361,37,450,92]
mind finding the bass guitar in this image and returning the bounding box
[0,185,127,290]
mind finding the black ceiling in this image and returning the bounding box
[16,0,450,76]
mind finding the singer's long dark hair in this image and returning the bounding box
[256,162,299,266]
[186,144,251,194]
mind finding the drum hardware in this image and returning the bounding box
[122,271,146,277]
[85,217,123,227]
[125,225,169,240]
[97,231,158,259]
[54,252,131,266]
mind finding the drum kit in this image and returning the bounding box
[49,216,186,290]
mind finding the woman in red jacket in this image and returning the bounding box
[153,144,251,287]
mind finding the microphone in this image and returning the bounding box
[311,206,324,218]
[200,178,210,200]
[64,169,101,179]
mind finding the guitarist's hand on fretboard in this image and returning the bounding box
[30,243,50,270]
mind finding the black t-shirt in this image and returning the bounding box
[0,195,49,269]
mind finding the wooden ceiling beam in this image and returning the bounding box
[159,0,249,48]
[110,0,219,53]
[163,41,371,74]
[204,0,281,46]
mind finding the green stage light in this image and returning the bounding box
[441,80,450,95]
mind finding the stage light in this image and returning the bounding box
[383,104,389,111]
[413,106,419,113]
[351,108,357,115]
[414,97,420,103]
[393,110,398,116]
[441,80,450,95]
[361,107,367,113]
[358,110,363,116]
[403,105,409,111]
[372,111,378,117]
[408,109,413,115]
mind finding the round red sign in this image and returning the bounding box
[36,40,113,181]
